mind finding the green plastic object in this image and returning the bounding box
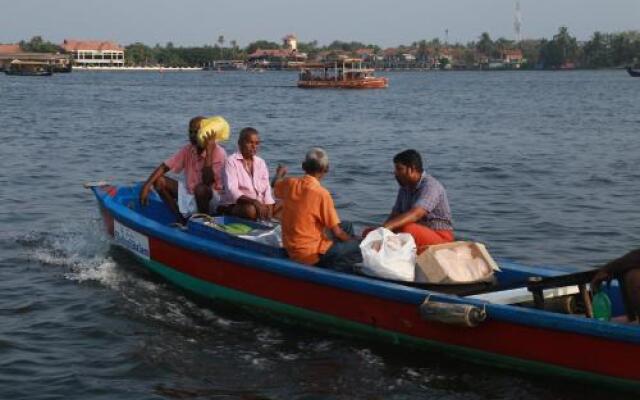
[592,291,612,321]
[219,223,253,235]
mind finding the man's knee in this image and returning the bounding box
[232,203,257,220]
[621,269,640,318]
[153,176,167,191]
[194,184,212,201]
[243,204,258,220]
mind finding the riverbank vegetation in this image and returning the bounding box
[12,27,640,69]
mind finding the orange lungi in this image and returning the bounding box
[398,223,454,251]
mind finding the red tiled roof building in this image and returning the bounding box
[0,44,23,54]
[61,39,124,67]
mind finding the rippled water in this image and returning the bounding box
[1,70,639,399]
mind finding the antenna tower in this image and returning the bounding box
[514,1,522,42]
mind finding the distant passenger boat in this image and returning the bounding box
[298,59,388,89]
[4,59,53,76]
[203,60,246,72]
[627,67,640,77]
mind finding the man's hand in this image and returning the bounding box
[272,164,287,188]
[331,224,354,242]
[205,135,217,154]
[361,226,377,238]
[276,164,288,179]
[254,200,272,221]
[204,135,217,165]
[140,183,152,206]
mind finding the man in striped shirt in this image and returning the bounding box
[372,149,455,251]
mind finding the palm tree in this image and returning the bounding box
[476,32,493,56]
[230,40,237,59]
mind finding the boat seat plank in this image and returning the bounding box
[467,285,580,305]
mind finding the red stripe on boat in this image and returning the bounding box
[148,236,640,381]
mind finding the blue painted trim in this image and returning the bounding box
[92,186,640,344]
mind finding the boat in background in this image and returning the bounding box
[298,59,388,89]
[203,60,247,72]
[88,182,640,393]
[627,67,640,77]
[4,59,53,76]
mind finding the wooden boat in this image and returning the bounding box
[627,67,640,77]
[4,59,53,76]
[297,59,388,89]
[88,182,640,392]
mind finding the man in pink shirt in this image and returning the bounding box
[221,127,275,220]
[139,116,227,222]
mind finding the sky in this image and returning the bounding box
[1,0,638,48]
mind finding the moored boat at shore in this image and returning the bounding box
[627,67,640,77]
[298,59,388,89]
[89,182,640,393]
[4,59,53,76]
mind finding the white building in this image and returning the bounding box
[283,34,298,52]
[61,39,124,67]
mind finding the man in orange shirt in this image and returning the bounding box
[273,147,361,270]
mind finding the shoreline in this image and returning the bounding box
[73,66,203,72]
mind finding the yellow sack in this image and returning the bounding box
[197,116,230,147]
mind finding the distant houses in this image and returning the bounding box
[0,39,125,71]
[244,40,527,70]
[0,43,71,72]
[1,34,529,71]
[61,39,125,68]
[335,46,527,70]
[247,34,307,69]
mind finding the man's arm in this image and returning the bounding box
[383,206,427,232]
[201,139,217,187]
[591,249,640,290]
[140,163,169,206]
[330,224,352,242]
[272,164,287,188]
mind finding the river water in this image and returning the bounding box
[1,70,638,399]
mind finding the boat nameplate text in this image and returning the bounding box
[114,220,150,259]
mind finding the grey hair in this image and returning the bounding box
[302,147,329,173]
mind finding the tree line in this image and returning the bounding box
[14,27,640,69]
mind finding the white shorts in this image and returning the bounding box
[177,180,220,217]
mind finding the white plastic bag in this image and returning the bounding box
[359,228,417,281]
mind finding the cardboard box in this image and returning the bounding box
[415,241,500,284]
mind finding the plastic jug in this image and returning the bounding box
[592,291,612,321]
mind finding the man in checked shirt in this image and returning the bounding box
[365,149,455,252]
